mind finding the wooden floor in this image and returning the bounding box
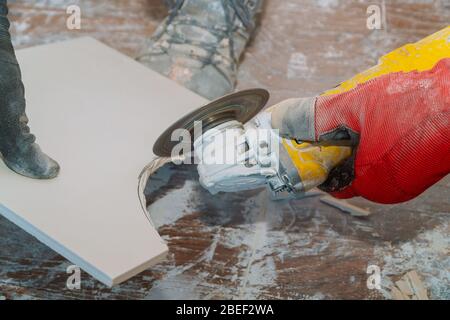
[1,0,449,299]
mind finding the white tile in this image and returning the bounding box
[0,37,207,286]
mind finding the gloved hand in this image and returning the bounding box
[0,0,60,179]
[271,58,450,204]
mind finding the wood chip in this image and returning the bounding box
[391,270,429,300]
[405,270,429,300]
[320,196,371,217]
[390,286,410,300]
[395,279,414,296]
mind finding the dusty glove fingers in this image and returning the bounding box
[270,97,317,142]
[269,97,357,194]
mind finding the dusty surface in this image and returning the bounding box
[0,0,449,299]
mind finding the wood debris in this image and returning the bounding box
[390,270,429,300]
[320,196,371,217]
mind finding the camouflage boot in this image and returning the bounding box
[0,0,59,179]
[137,0,264,100]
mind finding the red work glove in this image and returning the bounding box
[271,58,450,204]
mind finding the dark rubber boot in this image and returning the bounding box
[0,1,59,179]
[137,0,264,100]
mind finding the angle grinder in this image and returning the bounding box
[153,88,352,196]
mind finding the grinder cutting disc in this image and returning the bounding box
[153,88,269,157]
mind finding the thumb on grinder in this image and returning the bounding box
[270,97,317,142]
[270,96,361,145]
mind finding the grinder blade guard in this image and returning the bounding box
[153,89,270,158]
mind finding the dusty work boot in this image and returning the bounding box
[0,1,59,179]
[137,0,264,99]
